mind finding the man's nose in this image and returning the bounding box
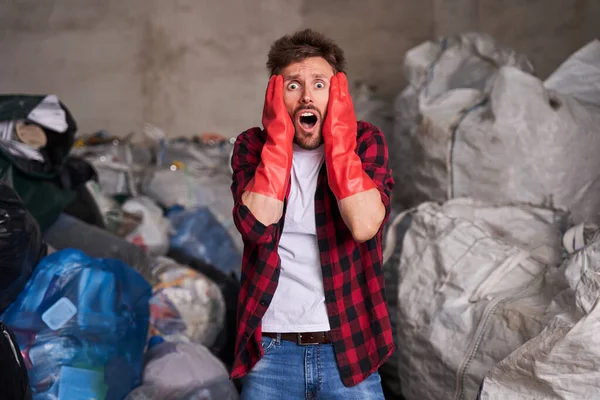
[300,87,313,104]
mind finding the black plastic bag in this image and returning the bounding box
[0,321,32,400]
[0,183,46,313]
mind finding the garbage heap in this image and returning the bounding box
[0,99,242,400]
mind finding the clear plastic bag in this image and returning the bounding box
[71,133,153,197]
[125,341,238,400]
[149,257,225,348]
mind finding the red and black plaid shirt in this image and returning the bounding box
[229,121,395,387]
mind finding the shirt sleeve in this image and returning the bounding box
[356,122,395,226]
[230,128,277,244]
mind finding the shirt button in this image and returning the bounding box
[260,300,266,306]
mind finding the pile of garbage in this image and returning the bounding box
[381,34,600,400]
[0,96,243,399]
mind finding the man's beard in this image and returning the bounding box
[292,105,324,150]
[293,123,323,150]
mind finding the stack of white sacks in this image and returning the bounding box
[383,34,600,400]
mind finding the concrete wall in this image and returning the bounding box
[0,0,597,138]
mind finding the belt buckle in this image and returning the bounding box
[297,333,320,345]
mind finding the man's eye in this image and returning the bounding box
[315,82,325,89]
[288,83,299,90]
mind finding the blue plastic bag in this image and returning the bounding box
[168,207,241,277]
[1,249,151,400]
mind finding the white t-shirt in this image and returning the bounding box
[261,144,331,333]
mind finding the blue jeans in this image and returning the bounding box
[240,334,385,400]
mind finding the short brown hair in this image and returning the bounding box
[267,29,346,76]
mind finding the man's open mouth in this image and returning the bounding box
[297,111,319,131]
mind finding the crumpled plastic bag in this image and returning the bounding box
[149,257,225,348]
[125,340,238,400]
[122,196,171,257]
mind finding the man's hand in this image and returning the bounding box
[323,73,385,242]
[243,75,294,226]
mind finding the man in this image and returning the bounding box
[230,28,395,399]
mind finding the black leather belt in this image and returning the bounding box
[263,331,332,345]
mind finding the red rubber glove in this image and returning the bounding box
[244,75,294,201]
[323,72,377,200]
